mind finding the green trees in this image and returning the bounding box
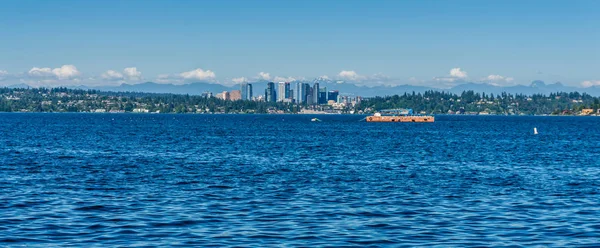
[0,87,598,115]
[360,90,595,115]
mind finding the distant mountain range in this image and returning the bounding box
[6,79,600,97]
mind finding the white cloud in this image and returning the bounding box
[154,68,216,84]
[582,80,600,88]
[433,77,457,82]
[333,70,399,86]
[370,73,390,81]
[28,67,54,77]
[449,68,468,78]
[123,67,142,81]
[486,74,509,81]
[52,65,80,80]
[338,70,361,81]
[258,72,271,80]
[0,70,7,80]
[100,67,142,81]
[101,70,124,80]
[232,77,248,83]
[253,72,301,82]
[180,68,216,81]
[274,76,296,82]
[28,65,81,80]
[483,74,514,86]
[433,67,469,83]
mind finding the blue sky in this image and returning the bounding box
[0,0,598,87]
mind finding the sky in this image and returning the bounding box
[0,0,598,88]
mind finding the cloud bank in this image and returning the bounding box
[434,68,468,83]
[482,74,515,86]
[0,65,586,90]
[29,65,81,80]
[101,67,143,82]
[338,70,362,81]
[232,77,248,83]
[258,72,271,81]
[582,80,600,88]
[180,68,216,81]
[0,70,7,80]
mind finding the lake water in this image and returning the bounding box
[1,113,599,247]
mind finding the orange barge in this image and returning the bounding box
[366,109,434,122]
[366,115,434,122]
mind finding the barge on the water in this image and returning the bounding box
[366,109,434,123]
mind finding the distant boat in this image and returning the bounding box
[534,127,538,135]
[311,118,321,122]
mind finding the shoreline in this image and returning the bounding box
[0,112,599,117]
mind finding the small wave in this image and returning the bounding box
[74,205,110,211]
[207,185,233,189]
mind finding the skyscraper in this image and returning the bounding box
[248,84,253,100]
[277,82,285,102]
[266,82,276,102]
[312,82,319,105]
[241,83,253,100]
[295,82,305,104]
[319,86,327,104]
[328,90,339,103]
[277,82,291,102]
[302,83,311,103]
[241,83,247,100]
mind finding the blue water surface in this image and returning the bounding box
[1,113,599,247]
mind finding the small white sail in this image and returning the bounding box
[534,127,538,135]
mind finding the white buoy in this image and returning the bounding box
[533,127,538,135]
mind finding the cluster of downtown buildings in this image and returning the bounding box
[264,81,340,105]
[212,82,360,106]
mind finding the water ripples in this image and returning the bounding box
[1,114,600,246]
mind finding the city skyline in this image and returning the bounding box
[207,81,348,105]
[0,0,598,88]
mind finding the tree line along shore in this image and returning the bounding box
[1,87,599,116]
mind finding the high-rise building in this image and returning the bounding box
[277,82,291,102]
[328,91,339,103]
[295,82,305,104]
[302,83,311,103]
[229,90,241,101]
[318,87,327,104]
[266,82,276,102]
[241,83,247,100]
[248,84,253,100]
[217,91,230,100]
[312,82,319,105]
[306,93,313,105]
[241,83,253,100]
[341,96,349,104]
